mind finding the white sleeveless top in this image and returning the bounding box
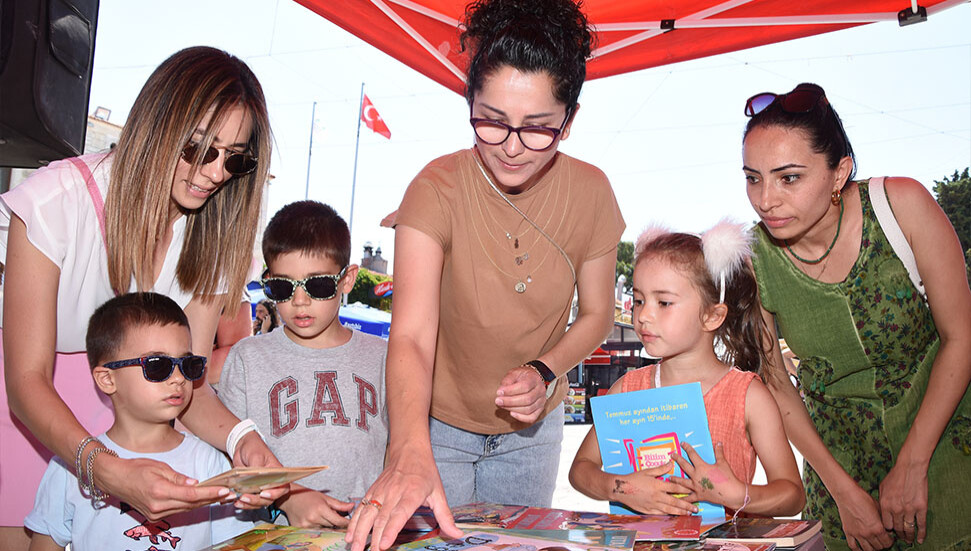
[0,152,191,352]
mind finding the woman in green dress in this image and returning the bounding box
[742,83,971,551]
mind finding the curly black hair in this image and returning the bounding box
[460,0,594,109]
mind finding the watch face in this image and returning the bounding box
[528,360,556,384]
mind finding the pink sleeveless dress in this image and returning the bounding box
[620,365,758,489]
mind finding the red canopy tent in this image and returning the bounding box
[296,0,965,95]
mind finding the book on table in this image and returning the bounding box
[703,518,821,548]
[391,530,638,551]
[635,541,776,550]
[589,382,725,523]
[198,524,346,551]
[450,502,702,541]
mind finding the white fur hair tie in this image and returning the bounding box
[701,219,754,303]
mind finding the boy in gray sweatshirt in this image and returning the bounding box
[218,201,388,528]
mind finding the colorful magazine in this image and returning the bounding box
[451,503,701,542]
[635,541,775,551]
[392,530,633,551]
[199,525,347,551]
[499,529,637,550]
[703,519,821,548]
[590,382,725,522]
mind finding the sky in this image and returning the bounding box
[88,1,971,272]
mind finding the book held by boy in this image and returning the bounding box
[197,465,327,494]
[589,382,725,522]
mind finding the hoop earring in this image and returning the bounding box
[831,189,842,206]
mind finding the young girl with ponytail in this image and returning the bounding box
[570,220,804,519]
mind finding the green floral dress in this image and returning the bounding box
[752,181,971,551]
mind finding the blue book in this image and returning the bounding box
[590,382,725,522]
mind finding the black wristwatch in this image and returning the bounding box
[526,360,558,398]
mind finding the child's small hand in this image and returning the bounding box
[277,485,355,528]
[232,432,289,508]
[612,461,698,516]
[669,441,746,510]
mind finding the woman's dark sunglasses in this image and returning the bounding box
[744,84,826,117]
[103,354,207,383]
[262,267,348,302]
[181,142,258,176]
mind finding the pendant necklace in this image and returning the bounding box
[470,150,576,293]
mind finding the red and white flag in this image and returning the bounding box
[361,95,391,139]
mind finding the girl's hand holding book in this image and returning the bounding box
[668,441,746,510]
[612,460,698,516]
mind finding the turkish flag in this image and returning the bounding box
[361,95,391,139]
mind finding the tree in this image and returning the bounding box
[616,241,634,292]
[348,268,393,311]
[933,167,970,285]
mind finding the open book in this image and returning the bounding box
[197,465,327,494]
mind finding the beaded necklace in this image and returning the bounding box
[785,199,844,265]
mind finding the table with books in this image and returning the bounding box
[202,503,823,551]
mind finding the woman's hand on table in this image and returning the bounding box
[495,365,548,423]
[879,458,929,544]
[614,462,697,516]
[231,431,289,508]
[97,454,234,521]
[346,447,462,551]
[834,482,895,551]
[278,485,354,528]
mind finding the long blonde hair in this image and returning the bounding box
[105,46,271,311]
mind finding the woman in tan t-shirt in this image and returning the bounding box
[346,1,624,550]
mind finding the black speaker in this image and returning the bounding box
[0,0,99,168]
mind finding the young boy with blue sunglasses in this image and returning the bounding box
[25,292,254,550]
[218,201,388,528]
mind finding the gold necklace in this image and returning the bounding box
[470,172,556,267]
[477,173,556,251]
[467,150,574,293]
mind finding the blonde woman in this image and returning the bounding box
[0,46,284,550]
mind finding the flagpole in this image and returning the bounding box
[349,82,364,236]
[304,100,317,200]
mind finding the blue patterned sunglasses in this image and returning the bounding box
[103,355,207,382]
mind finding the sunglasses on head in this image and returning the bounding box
[744,84,826,117]
[103,354,207,383]
[181,142,258,176]
[262,267,348,302]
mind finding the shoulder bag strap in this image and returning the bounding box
[868,177,926,300]
[67,157,108,251]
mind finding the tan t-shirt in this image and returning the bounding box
[396,148,625,434]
